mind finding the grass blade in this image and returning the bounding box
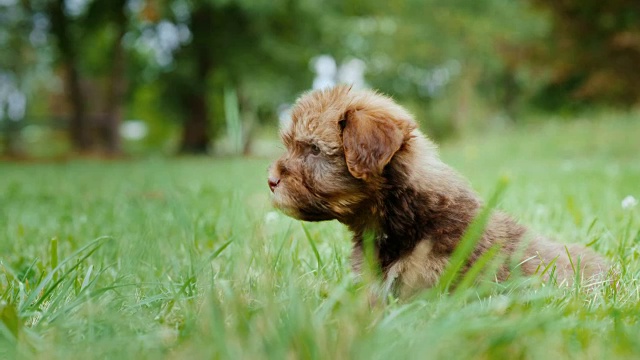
[50,237,58,282]
[454,243,503,292]
[301,223,323,273]
[435,178,508,293]
[19,236,110,313]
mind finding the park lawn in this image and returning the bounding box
[1,114,639,359]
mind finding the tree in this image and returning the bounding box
[321,0,543,135]
[46,0,90,151]
[530,0,640,108]
[152,0,327,154]
[0,1,44,157]
[38,0,134,154]
[83,0,130,154]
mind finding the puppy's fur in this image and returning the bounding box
[269,86,607,297]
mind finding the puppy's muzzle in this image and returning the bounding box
[268,176,280,192]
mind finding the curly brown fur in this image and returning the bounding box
[268,85,608,298]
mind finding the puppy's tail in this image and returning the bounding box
[519,236,612,287]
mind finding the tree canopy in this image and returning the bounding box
[0,0,636,157]
[530,0,640,108]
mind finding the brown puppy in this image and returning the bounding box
[268,85,607,298]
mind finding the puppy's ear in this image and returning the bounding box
[340,109,412,180]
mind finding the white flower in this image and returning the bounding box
[264,211,279,223]
[621,195,638,210]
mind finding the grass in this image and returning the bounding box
[1,114,639,359]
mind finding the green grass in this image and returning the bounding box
[1,114,639,359]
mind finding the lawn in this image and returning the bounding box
[1,114,639,359]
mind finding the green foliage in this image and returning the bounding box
[0,0,637,155]
[126,83,180,152]
[320,0,547,137]
[530,0,640,108]
[0,116,638,358]
[435,178,508,293]
[157,0,322,103]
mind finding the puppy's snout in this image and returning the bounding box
[268,176,280,192]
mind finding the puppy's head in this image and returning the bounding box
[268,85,416,222]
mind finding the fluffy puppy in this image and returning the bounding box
[268,85,607,298]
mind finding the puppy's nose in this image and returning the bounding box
[268,176,281,192]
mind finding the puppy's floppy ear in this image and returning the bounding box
[340,109,412,180]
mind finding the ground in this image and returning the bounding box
[1,114,639,359]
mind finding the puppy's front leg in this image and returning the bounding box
[351,243,399,306]
[350,243,364,276]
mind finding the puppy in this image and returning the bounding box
[268,85,607,298]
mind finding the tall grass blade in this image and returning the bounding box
[301,223,323,273]
[50,237,58,282]
[19,236,110,313]
[454,243,503,293]
[435,178,508,293]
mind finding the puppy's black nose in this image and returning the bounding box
[268,177,280,192]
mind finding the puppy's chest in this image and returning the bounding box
[383,238,449,297]
[375,229,428,271]
[353,232,449,298]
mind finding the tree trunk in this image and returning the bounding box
[179,94,210,154]
[501,68,520,122]
[66,65,91,151]
[237,88,255,156]
[178,5,214,154]
[102,1,128,155]
[2,121,24,158]
[453,64,480,136]
[49,0,92,152]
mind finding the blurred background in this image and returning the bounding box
[0,0,638,159]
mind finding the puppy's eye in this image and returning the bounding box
[310,144,321,156]
[339,111,349,130]
[339,118,347,131]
